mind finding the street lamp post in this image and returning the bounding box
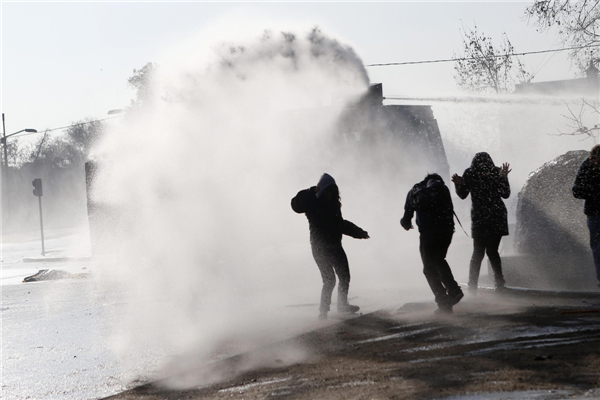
[1,113,37,227]
[2,114,38,170]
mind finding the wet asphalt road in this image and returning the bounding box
[104,289,600,400]
[4,229,600,399]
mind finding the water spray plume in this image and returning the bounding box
[90,24,407,387]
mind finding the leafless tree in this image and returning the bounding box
[526,2,599,141]
[557,98,600,142]
[453,24,533,94]
[128,62,157,107]
[526,0,599,71]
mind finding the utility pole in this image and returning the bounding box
[0,115,38,229]
[2,113,8,226]
[32,178,45,256]
[2,114,7,172]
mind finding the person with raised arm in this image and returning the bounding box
[452,152,511,293]
[292,173,370,320]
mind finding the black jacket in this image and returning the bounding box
[573,158,600,216]
[401,178,454,234]
[455,165,510,238]
[291,187,368,245]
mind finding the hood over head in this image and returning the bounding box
[471,152,496,173]
[316,173,336,198]
[424,173,444,186]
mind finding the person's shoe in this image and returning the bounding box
[434,304,453,315]
[338,304,360,314]
[495,283,506,293]
[448,288,464,306]
[318,312,328,320]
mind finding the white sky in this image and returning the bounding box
[1,1,575,140]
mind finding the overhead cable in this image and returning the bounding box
[10,115,123,138]
[366,43,600,67]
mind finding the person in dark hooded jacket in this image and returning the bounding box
[572,144,600,288]
[401,173,464,314]
[292,173,370,319]
[452,152,511,292]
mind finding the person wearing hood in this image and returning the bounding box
[291,173,370,319]
[401,173,464,314]
[572,144,600,289]
[452,152,511,292]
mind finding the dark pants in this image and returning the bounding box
[588,216,600,287]
[419,230,460,306]
[312,242,350,313]
[469,235,505,288]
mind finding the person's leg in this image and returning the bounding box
[312,245,336,316]
[330,246,352,311]
[433,231,461,294]
[420,234,449,308]
[587,216,600,287]
[485,235,505,289]
[469,237,486,290]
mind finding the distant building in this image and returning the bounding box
[514,62,599,97]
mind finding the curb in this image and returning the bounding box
[22,256,94,263]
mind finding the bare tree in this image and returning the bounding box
[11,119,105,169]
[64,117,104,160]
[526,0,599,71]
[128,62,157,107]
[453,24,533,94]
[557,99,600,142]
[526,1,599,141]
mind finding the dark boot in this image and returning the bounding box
[447,287,464,306]
[338,304,360,314]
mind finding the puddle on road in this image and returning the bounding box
[218,377,291,393]
[355,326,442,345]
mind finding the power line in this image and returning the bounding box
[365,43,600,67]
[10,115,123,138]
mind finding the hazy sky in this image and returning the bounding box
[1,1,574,140]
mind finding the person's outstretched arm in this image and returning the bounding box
[452,172,470,199]
[498,163,511,199]
[342,220,369,239]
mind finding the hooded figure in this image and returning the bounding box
[401,173,464,314]
[292,173,370,319]
[572,144,600,288]
[452,152,511,291]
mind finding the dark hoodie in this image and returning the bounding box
[401,173,455,234]
[455,152,510,237]
[573,157,600,216]
[291,186,368,245]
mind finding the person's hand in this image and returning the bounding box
[451,173,462,185]
[400,218,413,231]
[499,163,512,178]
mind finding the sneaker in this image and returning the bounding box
[495,284,506,292]
[434,305,453,315]
[318,312,328,320]
[338,304,360,314]
[448,289,464,306]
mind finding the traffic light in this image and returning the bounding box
[32,178,43,197]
